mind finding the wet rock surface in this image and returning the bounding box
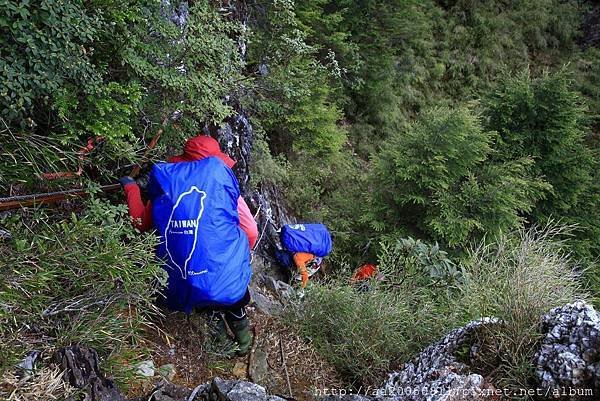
[535,301,600,400]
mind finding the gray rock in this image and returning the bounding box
[257,64,269,76]
[16,350,40,371]
[249,347,271,386]
[265,277,295,301]
[136,360,155,377]
[211,377,268,401]
[0,228,11,241]
[227,382,268,401]
[150,391,177,401]
[211,376,236,395]
[381,318,500,401]
[534,301,600,399]
[250,287,284,316]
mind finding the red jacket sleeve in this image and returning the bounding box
[237,196,258,249]
[123,183,154,232]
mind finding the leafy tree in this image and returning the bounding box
[485,71,592,214]
[0,0,245,190]
[336,0,583,151]
[295,0,362,90]
[576,48,600,141]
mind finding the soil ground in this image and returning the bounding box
[128,305,343,401]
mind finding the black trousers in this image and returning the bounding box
[204,288,251,322]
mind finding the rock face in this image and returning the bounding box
[142,377,288,401]
[379,318,499,401]
[535,301,600,400]
[209,100,294,263]
[209,101,255,196]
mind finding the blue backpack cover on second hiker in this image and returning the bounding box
[281,223,332,257]
[149,157,251,313]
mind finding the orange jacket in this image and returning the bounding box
[294,252,316,288]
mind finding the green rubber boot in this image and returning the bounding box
[228,317,253,356]
[207,313,228,342]
[207,313,239,358]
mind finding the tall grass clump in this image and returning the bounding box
[584,261,600,309]
[461,224,586,391]
[291,225,586,392]
[290,237,462,387]
[0,199,165,377]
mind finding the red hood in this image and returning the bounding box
[168,135,236,168]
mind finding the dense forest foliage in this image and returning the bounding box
[1,0,598,261]
[1,0,599,398]
[250,0,599,264]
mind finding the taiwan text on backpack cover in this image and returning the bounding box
[280,223,332,257]
[149,157,252,313]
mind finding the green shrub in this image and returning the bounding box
[248,123,289,190]
[119,0,244,125]
[290,239,460,386]
[461,224,586,391]
[484,70,592,216]
[290,283,410,387]
[584,261,600,309]
[484,70,598,262]
[366,105,549,247]
[575,47,600,137]
[247,0,346,157]
[0,199,165,375]
[0,0,102,125]
[380,237,463,284]
[0,0,245,192]
[338,0,582,147]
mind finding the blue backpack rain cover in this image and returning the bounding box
[149,157,251,313]
[280,223,332,257]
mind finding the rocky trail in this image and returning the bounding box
[126,286,343,401]
[6,285,598,401]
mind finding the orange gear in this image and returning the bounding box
[351,263,378,283]
[293,252,315,288]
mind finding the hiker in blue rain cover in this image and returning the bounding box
[120,135,258,356]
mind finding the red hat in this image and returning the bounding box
[168,135,236,168]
